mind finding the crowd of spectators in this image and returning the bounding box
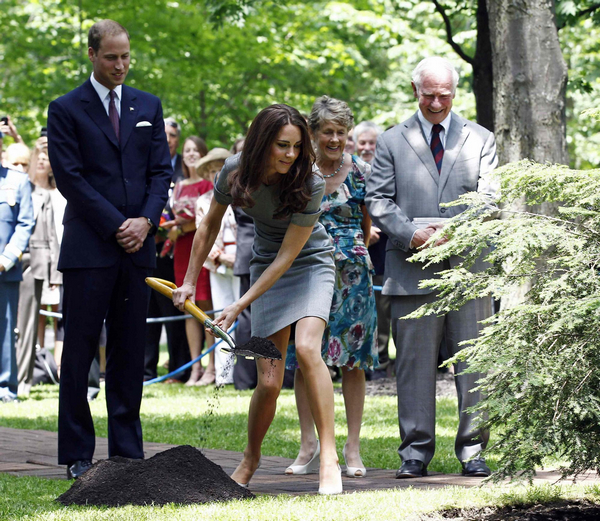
[0,111,392,400]
[1,113,383,399]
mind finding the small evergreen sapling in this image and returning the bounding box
[408,160,600,481]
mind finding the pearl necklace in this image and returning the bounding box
[322,153,344,178]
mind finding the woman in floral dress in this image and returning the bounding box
[286,96,378,478]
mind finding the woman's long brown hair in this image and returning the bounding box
[229,104,315,219]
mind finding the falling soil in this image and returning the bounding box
[56,445,254,507]
[437,500,600,521]
[234,336,281,360]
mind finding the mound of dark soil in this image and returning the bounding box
[439,500,600,520]
[56,445,254,507]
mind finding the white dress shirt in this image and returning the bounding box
[417,110,451,148]
[90,74,122,118]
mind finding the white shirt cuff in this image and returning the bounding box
[0,255,15,272]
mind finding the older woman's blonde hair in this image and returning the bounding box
[308,95,354,134]
[5,143,31,172]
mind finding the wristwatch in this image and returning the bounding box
[146,217,155,234]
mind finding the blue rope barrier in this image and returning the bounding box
[39,286,384,386]
[39,308,220,322]
[39,288,384,323]
[143,322,239,386]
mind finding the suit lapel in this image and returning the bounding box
[402,114,439,185]
[439,113,469,193]
[81,80,119,149]
[119,86,138,150]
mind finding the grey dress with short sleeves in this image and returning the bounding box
[213,154,335,338]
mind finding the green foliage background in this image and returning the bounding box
[1,0,599,164]
[0,0,476,149]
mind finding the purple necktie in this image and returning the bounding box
[109,90,120,142]
[430,123,444,174]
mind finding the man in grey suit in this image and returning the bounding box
[365,57,498,478]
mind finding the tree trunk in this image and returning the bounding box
[487,0,568,308]
[472,0,494,132]
[487,0,568,166]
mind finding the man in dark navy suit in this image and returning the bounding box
[47,19,171,479]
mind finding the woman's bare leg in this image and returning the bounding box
[231,326,290,485]
[287,368,318,468]
[341,366,366,471]
[54,340,63,379]
[38,313,46,348]
[184,318,204,385]
[294,317,340,491]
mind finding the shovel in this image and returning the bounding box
[145,277,281,360]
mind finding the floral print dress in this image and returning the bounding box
[286,156,378,370]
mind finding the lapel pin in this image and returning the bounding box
[130,107,134,111]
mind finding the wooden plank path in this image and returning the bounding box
[1,427,599,496]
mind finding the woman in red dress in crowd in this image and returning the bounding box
[164,135,215,385]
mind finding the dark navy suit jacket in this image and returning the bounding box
[47,79,172,269]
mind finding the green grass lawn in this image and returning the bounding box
[2,380,480,475]
[2,472,600,520]
[0,343,596,520]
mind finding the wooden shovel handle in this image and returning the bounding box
[145,277,211,324]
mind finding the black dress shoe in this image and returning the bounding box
[395,459,427,478]
[461,458,491,477]
[67,459,93,479]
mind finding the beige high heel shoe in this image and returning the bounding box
[342,445,366,478]
[285,441,320,475]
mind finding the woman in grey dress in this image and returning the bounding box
[173,104,342,495]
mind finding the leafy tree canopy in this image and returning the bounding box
[1,0,599,167]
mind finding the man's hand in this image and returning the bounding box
[410,228,435,249]
[427,223,449,247]
[116,217,151,253]
[370,225,381,245]
[410,223,446,249]
[0,264,5,273]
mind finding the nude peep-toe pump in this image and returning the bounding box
[285,441,320,475]
[342,445,366,478]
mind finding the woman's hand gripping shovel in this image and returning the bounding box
[145,277,282,360]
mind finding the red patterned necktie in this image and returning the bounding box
[109,90,120,142]
[430,123,444,174]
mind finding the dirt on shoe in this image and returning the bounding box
[56,445,255,507]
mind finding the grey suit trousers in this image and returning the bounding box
[16,254,44,396]
[391,291,490,466]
